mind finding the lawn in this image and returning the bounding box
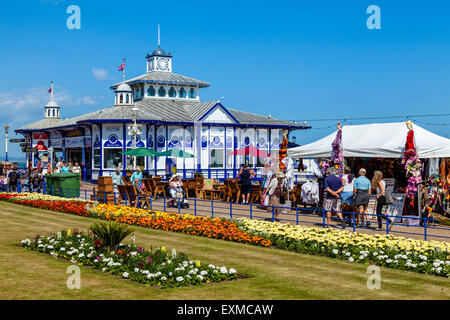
[0,202,448,300]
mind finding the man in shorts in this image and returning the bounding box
[323,167,345,228]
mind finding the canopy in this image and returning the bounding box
[227,146,268,158]
[154,148,195,158]
[121,148,158,157]
[288,122,450,159]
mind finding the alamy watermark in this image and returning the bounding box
[66,5,81,30]
[66,265,81,289]
[366,265,381,289]
[366,5,381,30]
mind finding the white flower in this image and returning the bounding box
[78,253,84,258]
[348,257,354,262]
[197,275,204,281]
[123,272,129,278]
[220,267,228,274]
[176,276,184,282]
[200,271,208,276]
[134,268,139,273]
[229,268,236,274]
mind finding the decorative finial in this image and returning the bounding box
[158,24,160,48]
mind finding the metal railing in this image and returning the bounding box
[3,183,449,242]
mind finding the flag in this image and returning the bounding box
[48,87,52,94]
[118,63,125,71]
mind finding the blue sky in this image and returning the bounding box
[1,0,450,158]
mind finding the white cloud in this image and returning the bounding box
[0,86,97,128]
[92,68,109,81]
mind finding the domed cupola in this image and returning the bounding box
[114,82,134,106]
[44,81,61,119]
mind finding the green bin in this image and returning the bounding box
[45,173,80,198]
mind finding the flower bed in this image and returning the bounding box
[0,193,270,247]
[89,204,271,247]
[21,229,238,288]
[0,192,93,203]
[238,219,450,277]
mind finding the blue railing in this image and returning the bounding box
[3,183,450,242]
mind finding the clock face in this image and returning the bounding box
[157,58,168,70]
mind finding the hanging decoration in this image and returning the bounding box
[331,122,343,177]
[402,121,423,204]
[278,129,289,172]
[422,174,448,216]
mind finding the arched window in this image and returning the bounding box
[189,88,196,99]
[158,86,166,97]
[179,87,186,98]
[148,86,155,96]
[120,94,123,104]
[52,109,55,117]
[47,109,50,117]
[168,87,176,98]
[126,94,129,103]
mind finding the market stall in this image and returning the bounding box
[288,122,450,217]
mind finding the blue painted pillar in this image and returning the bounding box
[99,123,103,177]
[196,123,201,173]
[62,139,66,162]
[122,123,127,174]
[82,137,87,181]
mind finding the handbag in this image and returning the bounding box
[384,188,394,205]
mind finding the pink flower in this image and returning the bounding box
[138,246,143,252]
[147,257,152,264]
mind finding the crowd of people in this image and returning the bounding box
[37,157,82,175]
[323,165,393,230]
[0,163,21,192]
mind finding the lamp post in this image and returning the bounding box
[4,125,9,162]
[128,105,141,171]
[48,146,54,174]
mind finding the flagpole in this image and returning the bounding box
[50,81,54,100]
[122,58,126,83]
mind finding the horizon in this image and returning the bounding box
[1,0,450,159]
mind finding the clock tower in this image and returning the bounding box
[146,25,172,73]
[146,48,173,73]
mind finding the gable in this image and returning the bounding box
[198,103,239,124]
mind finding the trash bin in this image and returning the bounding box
[45,173,80,198]
[45,175,55,195]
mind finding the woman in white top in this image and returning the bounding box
[340,166,354,204]
[371,170,392,230]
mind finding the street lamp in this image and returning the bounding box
[128,105,141,171]
[48,146,54,174]
[4,125,9,162]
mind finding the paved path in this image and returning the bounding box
[124,196,450,242]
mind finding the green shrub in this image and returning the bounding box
[90,221,135,252]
